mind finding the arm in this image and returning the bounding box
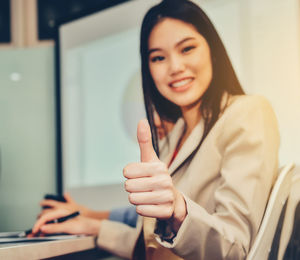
[109,206,138,227]
[40,193,138,227]
[155,96,280,259]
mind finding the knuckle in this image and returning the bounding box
[123,166,129,177]
[161,163,168,173]
[164,207,173,219]
[165,190,174,203]
[123,163,138,178]
[128,193,136,204]
[40,226,48,232]
[155,162,168,173]
[161,176,173,189]
[124,180,129,191]
[123,163,134,177]
[136,206,143,215]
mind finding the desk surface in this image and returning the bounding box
[0,236,96,259]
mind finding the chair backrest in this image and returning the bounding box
[247,163,295,260]
[278,169,300,259]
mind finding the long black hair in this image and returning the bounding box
[140,0,245,156]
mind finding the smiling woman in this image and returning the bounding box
[117,0,279,258]
[147,18,213,151]
[31,0,280,259]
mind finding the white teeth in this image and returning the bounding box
[171,78,193,88]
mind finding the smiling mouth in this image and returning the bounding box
[170,78,193,88]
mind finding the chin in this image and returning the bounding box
[172,94,202,108]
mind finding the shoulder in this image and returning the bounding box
[227,94,274,113]
[215,94,279,145]
[221,94,277,124]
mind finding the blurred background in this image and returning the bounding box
[0,0,299,232]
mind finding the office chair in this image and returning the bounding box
[247,163,295,260]
[277,170,300,260]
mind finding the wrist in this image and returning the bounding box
[87,209,110,220]
[171,191,187,232]
[86,218,102,236]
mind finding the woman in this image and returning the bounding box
[33,0,279,259]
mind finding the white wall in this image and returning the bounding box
[199,0,300,166]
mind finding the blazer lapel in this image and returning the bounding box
[159,118,185,165]
[168,119,204,175]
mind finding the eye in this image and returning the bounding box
[150,55,165,63]
[182,46,195,54]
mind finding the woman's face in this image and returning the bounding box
[148,18,213,109]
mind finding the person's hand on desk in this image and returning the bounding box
[31,209,101,236]
[39,193,110,221]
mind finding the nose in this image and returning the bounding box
[169,54,185,76]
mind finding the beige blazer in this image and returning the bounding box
[96,95,280,260]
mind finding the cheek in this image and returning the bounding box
[149,66,170,100]
[149,64,167,88]
[191,51,209,69]
[193,54,213,81]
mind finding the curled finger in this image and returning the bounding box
[128,190,174,205]
[136,204,174,219]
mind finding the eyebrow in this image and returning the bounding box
[148,37,196,55]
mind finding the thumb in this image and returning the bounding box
[137,119,159,162]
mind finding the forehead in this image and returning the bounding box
[148,18,202,47]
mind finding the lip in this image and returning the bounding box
[168,77,194,92]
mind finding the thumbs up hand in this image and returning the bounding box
[123,119,187,232]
